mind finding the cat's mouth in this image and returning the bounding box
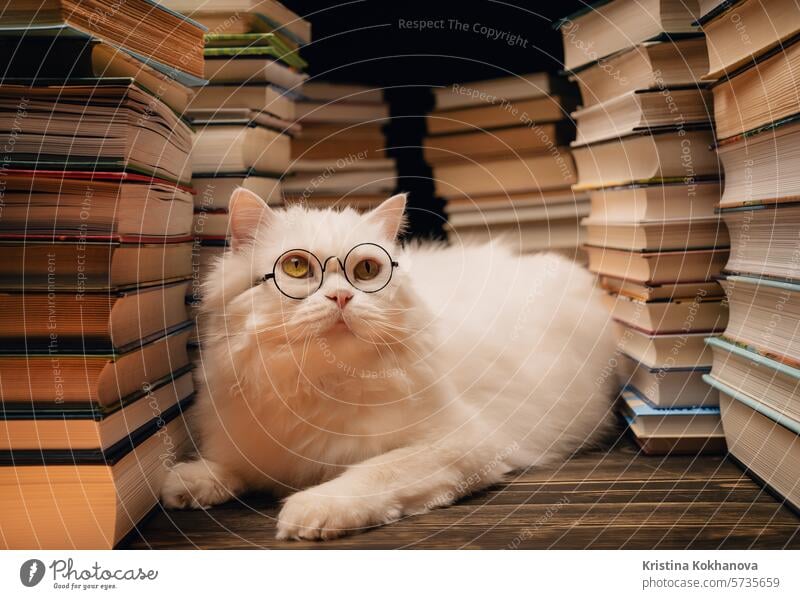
[323,311,352,334]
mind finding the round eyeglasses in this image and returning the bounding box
[260,243,399,299]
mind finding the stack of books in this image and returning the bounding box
[284,82,396,211]
[425,74,585,257]
[161,0,310,347]
[560,0,728,454]
[698,0,800,511]
[0,0,203,548]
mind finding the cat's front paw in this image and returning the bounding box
[276,488,402,541]
[161,459,241,510]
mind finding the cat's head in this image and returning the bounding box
[202,188,415,354]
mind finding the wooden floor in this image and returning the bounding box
[124,438,800,549]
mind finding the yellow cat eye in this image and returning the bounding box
[353,259,381,281]
[281,254,311,278]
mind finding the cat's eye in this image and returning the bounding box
[353,259,381,281]
[281,254,312,278]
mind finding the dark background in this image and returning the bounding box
[284,0,586,239]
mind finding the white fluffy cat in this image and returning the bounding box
[161,188,619,540]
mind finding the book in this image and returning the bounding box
[627,426,727,455]
[204,42,306,71]
[706,380,800,511]
[282,168,398,196]
[292,134,387,161]
[193,210,228,239]
[204,55,307,89]
[298,122,386,141]
[0,35,198,113]
[302,82,383,104]
[0,240,193,290]
[433,73,566,110]
[205,31,294,49]
[0,399,193,549]
[424,123,573,165]
[427,96,568,135]
[573,88,712,145]
[161,0,311,47]
[448,201,588,229]
[193,174,282,210]
[0,369,194,450]
[445,189,585,213]
[619,388,723,437]
[618,326,714,369]
[0,325,191,405]
[600,276,723,302]
[291,157,396,173]
[445,217,585,253]
[0,0,206,77]
[571,38,709,107]
[707,336,800,423]
[191,122,290,175]
[720,275,800,365]
[697,0,728,19]
[571,128,718,190]
[622,355,715,408]
[189,240,227,296]
[284,194,388,212]
[723,204,800,280]
[187,84,295,121]
[559,0,702,72]
[604,293,728,334]
[434,152,576,198]
[187,107,299,136]
[0,80,193,185]
[177,13,300,49]
[0,171,193,240]
[700,0,800,80]
[712,36,800,140]
[585,246,727,284]
[716,119,800,208]
[295,101,390,124]
[292,121,387,161]
[583,216,728,251]
[588,181,721,221]
[0,282,190,352]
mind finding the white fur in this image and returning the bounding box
[161,191,619,540]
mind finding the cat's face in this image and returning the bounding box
[203,190,414,355]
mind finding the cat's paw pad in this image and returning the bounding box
[161,460,238,510]
[276,490,402,541]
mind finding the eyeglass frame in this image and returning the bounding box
[259,242,399,300]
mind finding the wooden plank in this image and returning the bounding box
[124,441,800,550]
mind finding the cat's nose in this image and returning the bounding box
[325,291,353,309]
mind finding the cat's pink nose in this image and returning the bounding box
[325,291,353,309]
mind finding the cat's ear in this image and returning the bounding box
[228,187,275,250]
[366,193,407,240]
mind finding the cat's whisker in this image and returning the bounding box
[365,321,430,366]
[358,319,421,363]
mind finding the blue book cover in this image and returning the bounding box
[621,388,721,417]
